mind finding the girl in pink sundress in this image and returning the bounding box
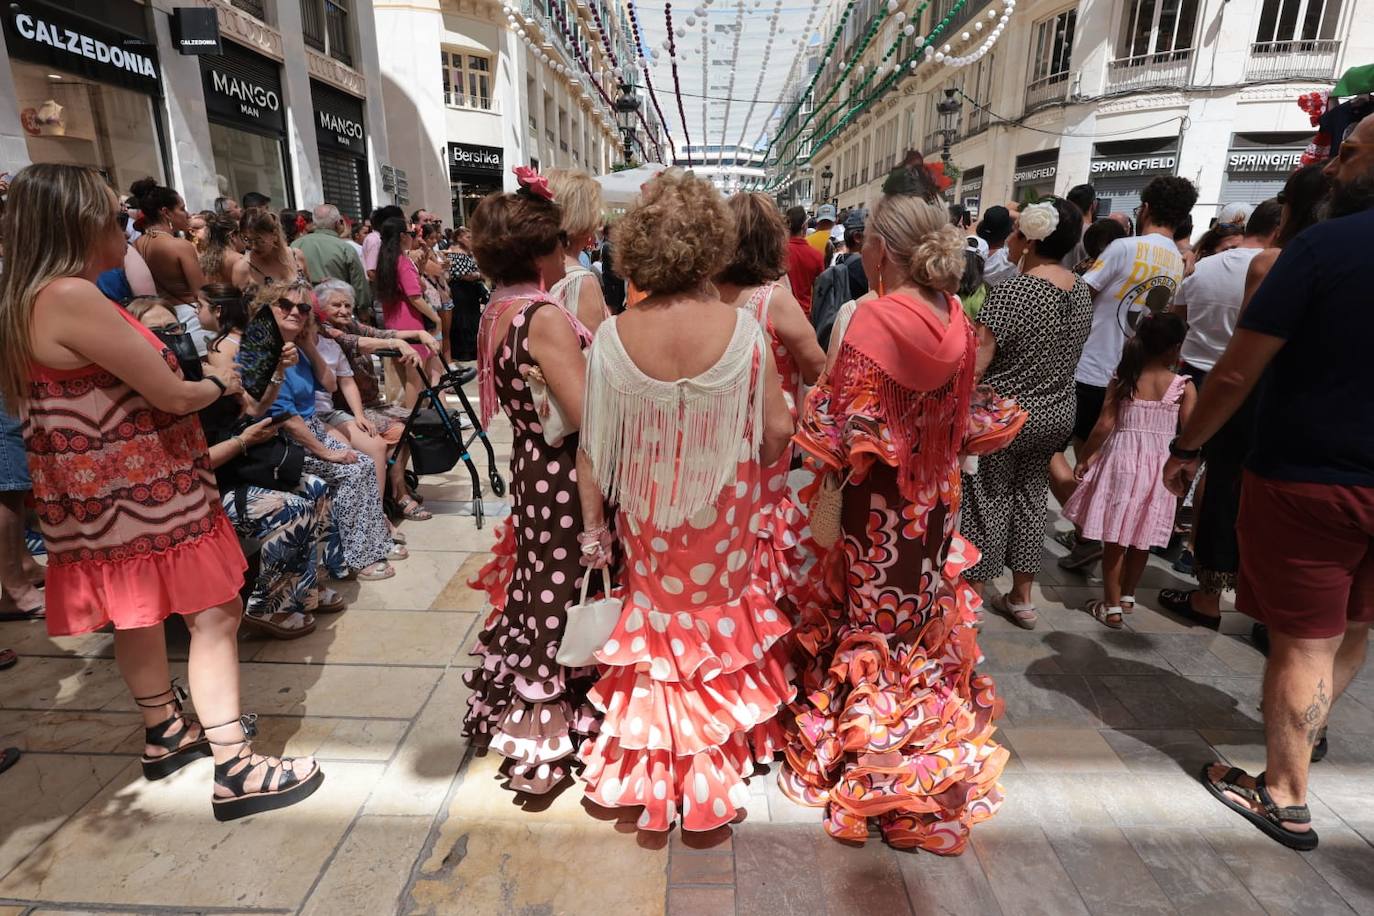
[1063,312,1195,629]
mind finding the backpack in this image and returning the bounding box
[810,256,853,351]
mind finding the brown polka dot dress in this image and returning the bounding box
[462,299,600,794]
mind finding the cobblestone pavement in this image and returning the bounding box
[2,398,1373,915]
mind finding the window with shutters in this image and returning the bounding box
[1026,9,1075,111]
[1248,0,1342,79]
[442,49,493,111]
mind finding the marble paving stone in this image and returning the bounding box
[1096,772,1240,829]
[1046,825,1175,915]
[393,513,506,553]
[0,761,384,909]
[0,709,144,755]
[0,754,128,882]
[235,661,442,719]
[971,821,1092,916]
[299,814,434,916]
[731,825,825,916]
[759,770,823,826]
[1124,826,1266,916]
[975,633,1065,674]
[1202,826,1357,916]
[246,608,476,667]
[0,657,131,712]
[405,817,668,916]
[1033,630,1175,676]
[247,715,411,762]
[897,837,1004,916]
[364,669,470,816]
[990,774,1116,834]
[1099,728,1218,776]
[1197,728,1267,774]
[1142,633,1261,677]
[430,553,496,612]
[994,674,1137,729]
[996,728,1129,774]
[0,621,113,660]
[344,551,462,610]
[1302,823,1374,915]
[814,833,911,916]
[668,850,734,885]
[1326,695,1374,736]
[1307,769,1374,833]
[668,886,734,916]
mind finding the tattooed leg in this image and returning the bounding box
[1259,630,1342,811]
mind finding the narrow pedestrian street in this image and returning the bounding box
[2,393,1372,916]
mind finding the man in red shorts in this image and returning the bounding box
[1163,114,1374,851]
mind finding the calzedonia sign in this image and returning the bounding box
[3,0,159,94]
[311,81,366,158]
[199,43,285,134]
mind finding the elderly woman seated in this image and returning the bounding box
[130,293,341,639]
[313,278,437,521]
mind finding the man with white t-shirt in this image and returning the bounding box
[1054,174,1198,570]
[1175,199,1283,389]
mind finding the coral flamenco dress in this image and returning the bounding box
[577,311,797,832]
[23,305,245,635]
[780,291,1009,854]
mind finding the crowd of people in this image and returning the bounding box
[0,116,1370,854]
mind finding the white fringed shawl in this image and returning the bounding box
[582,312,768,530]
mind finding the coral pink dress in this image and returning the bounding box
[23,306,246,635]
[577,311,796,832]
[381,255,433,361]
[1062,373,1187,550]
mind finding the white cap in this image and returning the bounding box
[967,235,989,260]
[1216,202,1252,228]
[831,224,846,243]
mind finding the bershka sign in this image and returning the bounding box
[450,142,503,174]
[1091,155,1176,174]
[311,81,367,158]
[200,44,286,133]
[1228,150,1303,173]
[3,1,159,93]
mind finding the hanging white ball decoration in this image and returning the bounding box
[894,10,905,22]
[886,0,897,11]
[903,23,914,35]
[961,31,970,40]
[934,51,945,62]
[909,59,919,70]
[686,15,695,24]
[974,21,982,31]
[942,43,950,52]
[987,8,997,16]
[924,45,935,58]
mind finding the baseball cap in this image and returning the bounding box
[967,235,989,260]
[1216,202,1252,227]
[976,205,1014,245]
[816,203,837,223]
[843,209,866,232]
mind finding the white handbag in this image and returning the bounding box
[524,364,574,447]
[555,567,622,667]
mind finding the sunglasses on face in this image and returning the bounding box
[273,298,312,315]
[147,321,187,334]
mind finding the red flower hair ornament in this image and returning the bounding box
[513,165,555,202]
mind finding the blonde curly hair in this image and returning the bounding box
[867,193,965,293]
[611,169,734,295]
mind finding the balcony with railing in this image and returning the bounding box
[1025,71,1070,112]
[965,102,992,137]
[229,0,266,19]
[303,0,353,65]
[1105,49,1193,92]
[1245,39,1341,81]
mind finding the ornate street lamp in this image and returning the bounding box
[936,88,962,169]
[614,80,640,167]
[820,164,833,206]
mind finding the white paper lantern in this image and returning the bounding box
[934,51,945,62]
[961,31,970,40]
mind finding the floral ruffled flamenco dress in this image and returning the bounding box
[779,291,1013,854]
[577,311,797,832]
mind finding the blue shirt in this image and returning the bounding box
[267,358,318,420]
[1238,207,1374,486]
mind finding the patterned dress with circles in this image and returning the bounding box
[461,300,600,795]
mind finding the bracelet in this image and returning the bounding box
[270,373,286,385]
[1168,437,1202,460]
[232,435,248,456]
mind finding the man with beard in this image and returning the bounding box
[1162,115,1374,852]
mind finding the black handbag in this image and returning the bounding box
[227,419,305,493]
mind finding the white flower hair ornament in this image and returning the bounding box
[1018,202,1059,241]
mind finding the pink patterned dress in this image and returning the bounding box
[577,311,796,832]
[1062,373,1188,550]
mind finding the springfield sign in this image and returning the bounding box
[1092,155,1176,174]
[4,2,160,93]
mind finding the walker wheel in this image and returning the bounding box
[404,470,419,493]
[489,471,506,497]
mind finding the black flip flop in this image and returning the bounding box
[1159,589,1221,629]
[0,746,19,776]
[1200,763,1319,851]
[0,605,43,622]
[0,648,16,670]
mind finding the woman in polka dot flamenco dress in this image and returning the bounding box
[780,158,1010,854]
[461,170,604,795]
[574,170,799,832]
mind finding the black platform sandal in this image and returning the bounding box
[1201,763,1318,851]
[203,714,324,822]
[136,680,211,781]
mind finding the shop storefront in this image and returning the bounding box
[1218,133,1309,211]
[958,166,983,217]
[449,141,503,226]
[311,80,369,221]
[1090,138,1178,218]
[3,0,165,190]
[200,42,290,208]
[1012,149,1058,204]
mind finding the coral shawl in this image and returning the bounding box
[826,291,975,499]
